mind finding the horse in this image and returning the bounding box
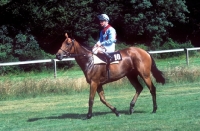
[56,33,165,119]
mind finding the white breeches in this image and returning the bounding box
[92,43,115,54]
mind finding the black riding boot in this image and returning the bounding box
[103,52,112,80]
[103,52,112,64]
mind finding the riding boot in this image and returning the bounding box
[103,52,112,64]
[102,52,112,80]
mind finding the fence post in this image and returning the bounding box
[53,59,57,78]
[184,48,189,66]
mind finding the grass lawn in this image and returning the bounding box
[0,55,200,130]
[0,83,200,131]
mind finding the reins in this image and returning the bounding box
[59,39,91,58]
[92,45,107,53]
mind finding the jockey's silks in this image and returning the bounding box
[98,24,116,52]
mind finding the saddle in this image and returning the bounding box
[93,51,122,81]
[93,51,122,64]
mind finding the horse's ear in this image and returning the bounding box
[65,33,68,38]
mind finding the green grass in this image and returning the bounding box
[1,55,200,99]
[0,84,200,131]
[0,55,200,130]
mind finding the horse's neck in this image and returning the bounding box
[74,42,91,55]
[74,42,93,72]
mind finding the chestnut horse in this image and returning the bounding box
[56,33,165,119]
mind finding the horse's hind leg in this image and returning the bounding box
[127,73,143,114]
[97,85,120,117]
[142,76,157,113]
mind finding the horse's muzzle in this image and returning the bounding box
[56,53,63,60]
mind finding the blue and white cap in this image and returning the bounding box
[97,14,109,21]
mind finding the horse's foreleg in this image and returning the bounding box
[86,82,98,119]
[130,87,143,114]
[97,86,120,117]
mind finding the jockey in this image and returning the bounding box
[92,14,117,64]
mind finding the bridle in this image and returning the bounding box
[59,39,88,57]
[59,39,75,57]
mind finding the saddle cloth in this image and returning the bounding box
[93,51,122,64]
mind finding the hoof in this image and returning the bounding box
[112,107,120,117]
[129,108,134,114]
[129,102,135,114]
[152,107,157,113]
[152,111,156,113]
[86,113,92,119]
[115,112,120,117]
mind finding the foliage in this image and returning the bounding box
[1,0,199,72]
[134,43,149,50]
[162,38,193,49]
[0,25,19,74]
[0,0,190,53]
[115,42,129,50]
[14,33,42,60]
[181,0,200,46]
[159,38,194,58]
[0,0,99,52]
[0,0,10,6]
[0,25,58,73]
[0,25,15,61]
[122,0,189,47]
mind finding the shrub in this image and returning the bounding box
[0,26,20,74]
[159,38,194,58]
[135,43,149,50]
[116,42,129,50]
[0,25,58,73]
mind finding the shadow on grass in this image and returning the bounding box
[27,110,145,122]
[27,113,86,122]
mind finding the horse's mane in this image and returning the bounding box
[82,45,93,52]
[78,41,93,52]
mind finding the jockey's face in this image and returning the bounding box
[99,20,108,27]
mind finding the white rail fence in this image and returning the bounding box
[0,58,75,78]
[0,47,200,78]
[148,47,200,66]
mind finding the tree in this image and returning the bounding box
[0,25,55,73]
[185,0,200,46]
[121,0,189,49]
[0,25,15,62]
[0,0,190,52]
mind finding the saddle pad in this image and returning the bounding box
[93,55,119,64]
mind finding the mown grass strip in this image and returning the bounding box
[0,85,199,131]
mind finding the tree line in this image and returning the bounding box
[0,0,199,72]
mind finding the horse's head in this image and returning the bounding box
[56,33,75,60]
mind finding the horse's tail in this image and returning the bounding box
[150,55,165,85]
